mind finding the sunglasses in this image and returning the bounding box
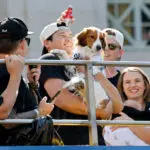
[106,43,121,50]
[25,37,31,46]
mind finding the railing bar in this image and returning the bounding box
[1,59,150,67]
[1,119,150,126]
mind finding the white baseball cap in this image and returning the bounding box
[40,22,70,45]
[103,28,124,48]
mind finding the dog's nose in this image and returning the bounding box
[96,45,101,51]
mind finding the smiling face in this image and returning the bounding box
[122,71,145,101]
[45,29,73,56]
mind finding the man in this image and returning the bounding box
[39,21,123,145]
[102,28,124,87]
[0,55,24,119]
[0,17,54,145]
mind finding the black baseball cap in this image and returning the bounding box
[0,17,33,41]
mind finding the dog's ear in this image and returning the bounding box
[100,32,106,50]
[75,28,88,47]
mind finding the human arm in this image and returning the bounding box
[40,55,112,119]
[94,71,123,114]
[0,55,24,119]
[2,96,54,129]
[27,65,41,85]
[44,78,112,119]
[129,126,150,144]
[112,112,150,144]
[45,78,87,115]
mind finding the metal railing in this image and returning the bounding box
[0,59,150,145]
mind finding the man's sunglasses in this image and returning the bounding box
[25,37,31,46]
[106,43,121,50]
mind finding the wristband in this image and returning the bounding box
[93,67,101,76]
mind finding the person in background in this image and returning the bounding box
[103,67,150,146]
[0,55,24,119]
[0,17,54,145]
[102,28,124,87]
[39,14,123,144]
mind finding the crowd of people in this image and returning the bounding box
[0,8,150,146]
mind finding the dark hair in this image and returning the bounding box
[41,46,48,55]
[41,34,53,55]
[41,22,67,55]
[0,38,20,54]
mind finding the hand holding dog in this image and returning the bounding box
[76,56,90,75]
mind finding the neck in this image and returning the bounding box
[105,66,118,78]
[136,98,146,110]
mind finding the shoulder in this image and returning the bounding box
[40,53,60,60]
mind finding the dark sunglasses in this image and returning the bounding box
[25,37,31,46]
[107,43,120,50]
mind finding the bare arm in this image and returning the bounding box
[112,112,150,144]
[44,78,112,119]
[129,126,150,144]
[94,72,123,114]
[2,96,54,129]
[45,78,87,115]
[0,55,24,119]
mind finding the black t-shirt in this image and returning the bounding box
[108,70,121,87]
[112,102,150,121]
[0,64,38,145]
[39,53,105,145]
[0,64,38,113]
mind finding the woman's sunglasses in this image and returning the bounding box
[107,43,121,50]
[25,37,31,46]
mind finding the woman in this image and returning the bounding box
[103,67,150,146]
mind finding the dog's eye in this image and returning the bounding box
[89,35,95,39]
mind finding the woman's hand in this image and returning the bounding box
[110,112,133,131]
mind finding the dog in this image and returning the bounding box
[65,27,109,108]
[73,26,106,60]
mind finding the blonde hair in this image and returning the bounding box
[117,67,150,102]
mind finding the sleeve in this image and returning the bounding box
[40,55,67,86]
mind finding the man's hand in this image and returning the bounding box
[27,65,41,84]
[5,55,24,78]
[38,97,54,116]
[57,9,75,25]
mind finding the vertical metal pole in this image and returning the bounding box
[85,63,98,145]
[133,0,142,44]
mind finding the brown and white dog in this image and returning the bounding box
[73,26,106,59]
[65,27,109,108]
